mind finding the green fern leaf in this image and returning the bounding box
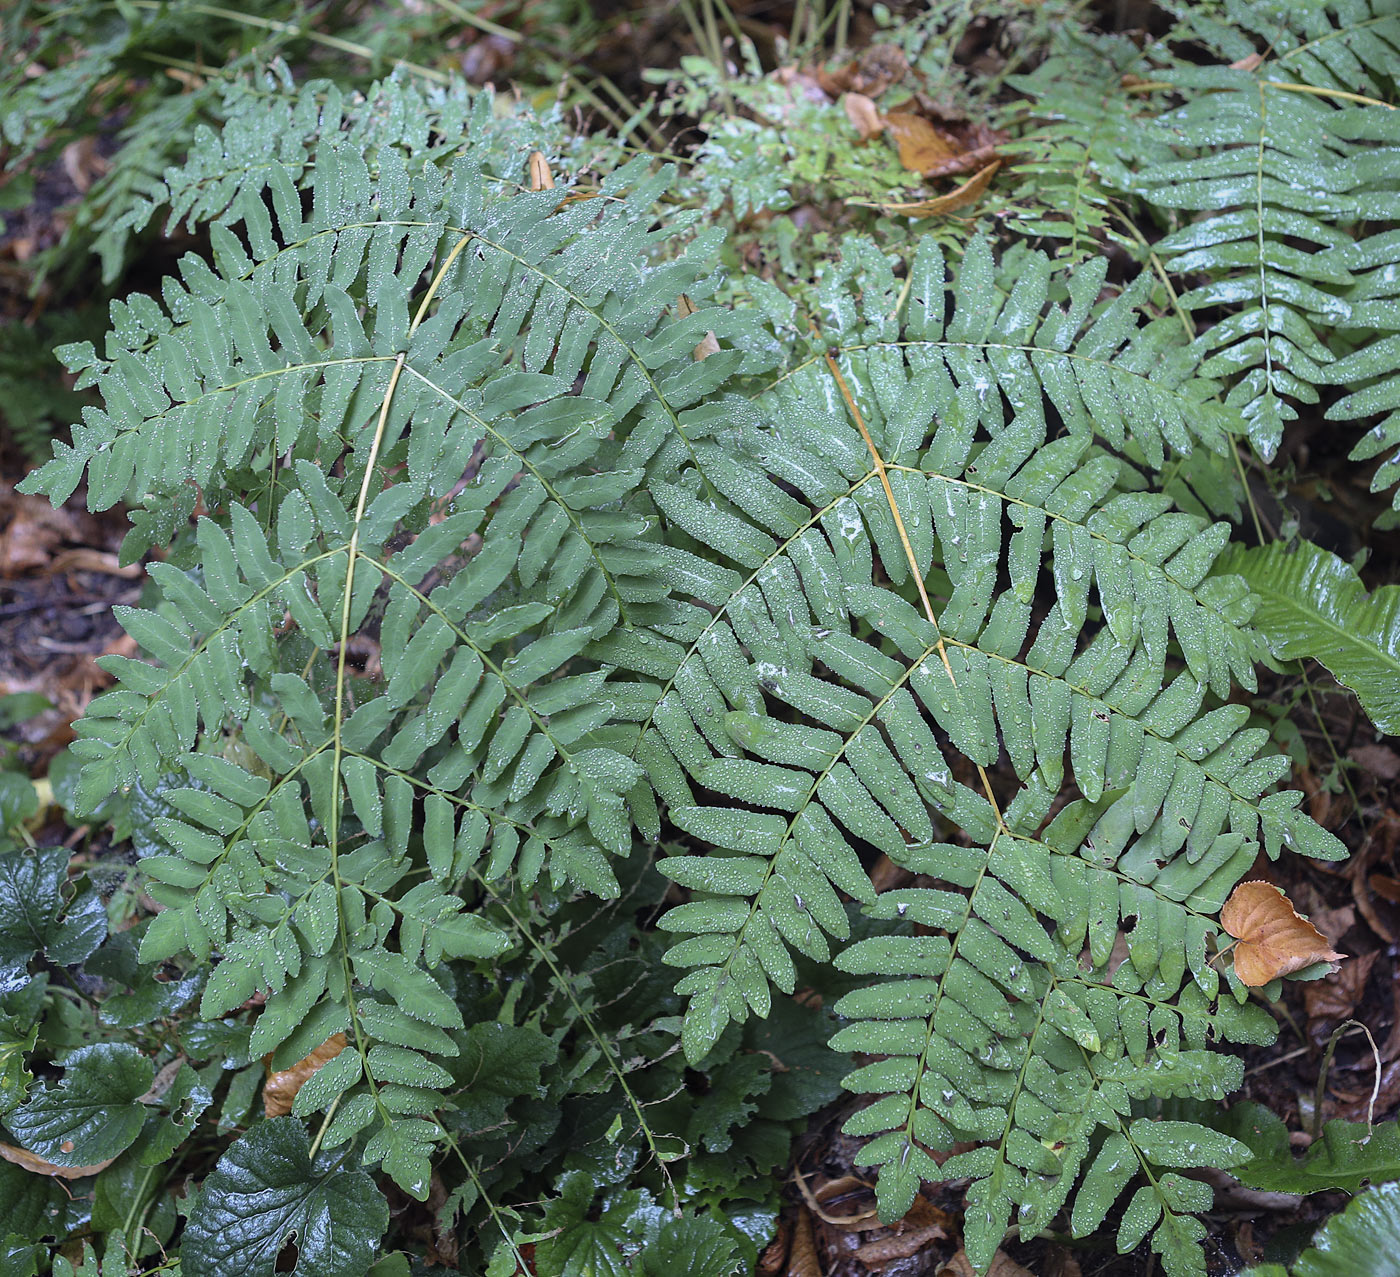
[1218,539,1400,734]
[1131,0,1400,461]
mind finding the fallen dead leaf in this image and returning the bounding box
[757,1215,792,1276]
[923,139,1007,179]
[1352,742,1400,781]
[857,160,1002,217]
[844,92,884,142]
[61,136,108,194]
[794,1166,878,1228]
[0,1141,115,1179]
[853,1222,947,1266]
[1305,949,1378,1041]
[1231,51,1266,72]
[1221,881,1345,986]
[49,548,144,578]
[786,1208,821,1277]
[816,44,908,98]
[1042,1246,1084,1277]
[884,112,958,172]
[263,1032,348,1117]
[676,294,719,361]
[939,1249,1034,1277]
[528,151,554,191]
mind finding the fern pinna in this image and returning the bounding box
[19,79,1342,1277]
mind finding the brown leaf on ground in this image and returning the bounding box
[939,1250,1034,1277]
[1221,881,1345,986]
[1231,51,1266,72]
[1372,873,1400,905]
[884,112,959,173]
[0,1141,115,1179]
[816,45,908,98]
[922,139,1007,179]
[1041,1246,1084,1277]
[852,1222,947,1266]
[0,487,90,577]
[263,1032,347,1117]
[786,1208,821,1277]
[49,548,144,578]
[795,1168,878,1229]
[676,293,720,361]
[860,160,1002,217]
[1305,949,1378,1041]
[758,1215,792,1275]
[1355,819,1400,941]
[528,151,555,191]
[844,92,884,142]
[1351,743,1400,780]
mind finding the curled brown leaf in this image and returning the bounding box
[843,92,884,142]
[0,1141,115,1179]
[883,112,958,173]
[856,160,1002,218]
[263,1032,348,1117]
[1221,881,1345,986]
[528,151,555,191]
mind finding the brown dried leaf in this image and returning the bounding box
[263,1033,347,1117]
[862,160,1002,217]
[939,1250,1034,1277]
[848,45,909,97]
[852,1222,947,1266]
[1042,1247,1084,1277]
[693,331,721,361]
[758,1215,792,1276]
[528,151,555,191]
[1231,51,1265,71]
[786,1208,822,1277]
[794,1167,878,1229]
[1305,949,1378,1038]
[49,548,145,578]
[0,1141,115,1179]
[844,92,884,142]
[884,112,958,173]
[1221,881,1345,986]
[676,294,720,360]
[1352,743,1400,781]
[922,138,1007,179]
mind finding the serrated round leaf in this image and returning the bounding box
[4,1043,152,1166]
[0,847,106,991]
[182,1118,388,1277]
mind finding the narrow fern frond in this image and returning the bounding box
[1131,0,1400,461]
[755,237,1238,470]
[1004,30,1174,259]
[1218,538,1400,735]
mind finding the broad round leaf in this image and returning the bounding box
[3,1043,152,1167]
[0,847,106,993]
[182,1118,388,1277]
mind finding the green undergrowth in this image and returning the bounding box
[4,1,1400,1274]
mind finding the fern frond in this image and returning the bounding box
[18,84,774,1197]
[647,237,1340,1272]
[1004,30,1174,259]
[1218,538,1400,734]
[1131,0,1400,461]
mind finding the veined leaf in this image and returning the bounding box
[1219,539,1400,734]
[181,1119,388,1277]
